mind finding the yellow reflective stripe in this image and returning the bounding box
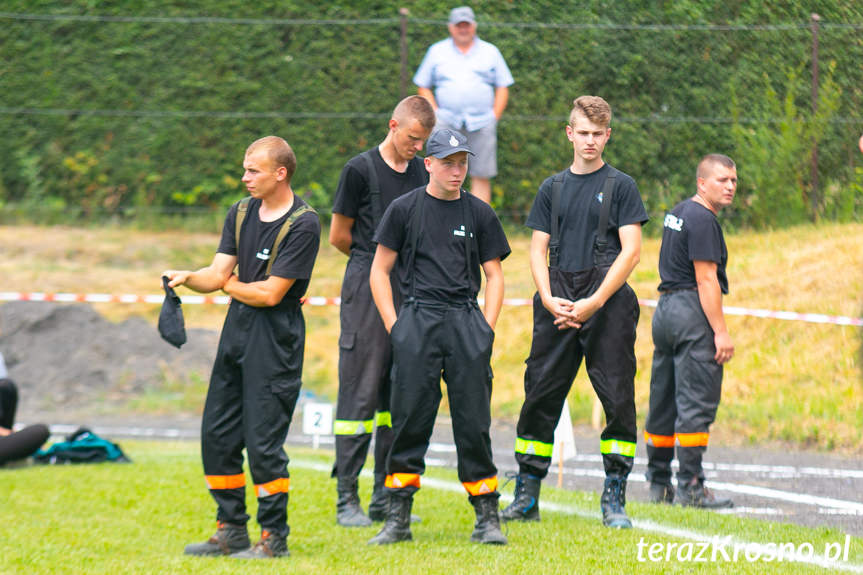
[375,411,392,428]
[600,439,637,457]
[463,476,498,496]
[514,437,553,458]
[205,474,245,490]
[255,477,290,497]
[333,419,374,435]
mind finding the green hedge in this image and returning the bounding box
[1,1,862,229]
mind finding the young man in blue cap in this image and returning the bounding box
[367,128,510,545]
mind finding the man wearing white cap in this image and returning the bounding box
[367,128,510,545]
[414,6,513,205]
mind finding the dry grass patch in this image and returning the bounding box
[0,222,860,450]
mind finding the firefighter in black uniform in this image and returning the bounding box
[329,96,435,527]
[164,136,320,559]
[502,96,648,529]
[644,154,736,509]
[367,129,511,545]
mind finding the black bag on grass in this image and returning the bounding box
[33,427,131,464]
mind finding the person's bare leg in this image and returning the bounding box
[470,177,491,205]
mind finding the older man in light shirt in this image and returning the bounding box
[414,6,513,205]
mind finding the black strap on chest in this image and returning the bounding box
[404,189,474,301]
[234,197,317,276]
[361,150,383,228]
[549,167,617,268]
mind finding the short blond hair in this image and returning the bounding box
[393,95,436,131]
[246,136,297,181]
[570,95,612,128]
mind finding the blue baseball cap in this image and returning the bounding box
[449,6,476,24]
[426,129,474,158]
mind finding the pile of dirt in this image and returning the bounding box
[0,301,218,414]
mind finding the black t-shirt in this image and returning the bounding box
[217,196,321,301]
[332,147,429,254]
[526,163,648,272]
[657,198,728,294]
[374,188,511,302]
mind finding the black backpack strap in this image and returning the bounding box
[362,150,383,228]
[266,203,317,276]
[549,171,565,268]
[593,167,618,266]
[234,197,251,253]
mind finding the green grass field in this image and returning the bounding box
[1,441,860,574]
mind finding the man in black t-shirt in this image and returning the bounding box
[329,96,435,528]
[164,136,320,559]
[502,96,647,529]
[367,129,511,546]
[644,154,736,510]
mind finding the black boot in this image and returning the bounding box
[367,473,388,522]
[336,477,372,527]
[469,493,508,545]
[184,521,251,556]
[500,474,541,522]
[231,530,289,559]
[367,491,413,545]
[649,482,675,504]
[601,476,632,529]
[677,478,733,509]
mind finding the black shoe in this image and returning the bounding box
[677,478,733,509]
[601,476,632,529]
[367,492,413,545]
[336,477,373,527]
[500,473,541,522]
[470,493,507,545]
[649,482,675,504]
[184,521,251,556]
[231,530,289,559]
[367,474,389,522]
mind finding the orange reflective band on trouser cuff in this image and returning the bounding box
[256,477,290,498]
[205,474,246,490]
[385,473,421,490]
[462,476,498,496]
[644,431,676,448]
[675,432,710,447]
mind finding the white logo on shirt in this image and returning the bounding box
[664,214,684,232]
[453,225,474,238]
[449,135,459,147]
[595,192,603,203]
[256,248,271,260]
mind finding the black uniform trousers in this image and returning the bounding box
[201,299,303,537]
[0,378,50,465]
[333,251,396,481]
[515,266,639,478]
[386,300,497,493]
[645,290,723,486]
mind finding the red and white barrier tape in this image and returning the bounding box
[0,292,860,327]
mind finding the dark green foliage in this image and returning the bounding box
[1,1,861,229]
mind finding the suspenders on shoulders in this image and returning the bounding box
[361,150,383,229]
[234,196,317,276]
[549,166,617,268]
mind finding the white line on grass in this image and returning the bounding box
[290,458,863,574]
